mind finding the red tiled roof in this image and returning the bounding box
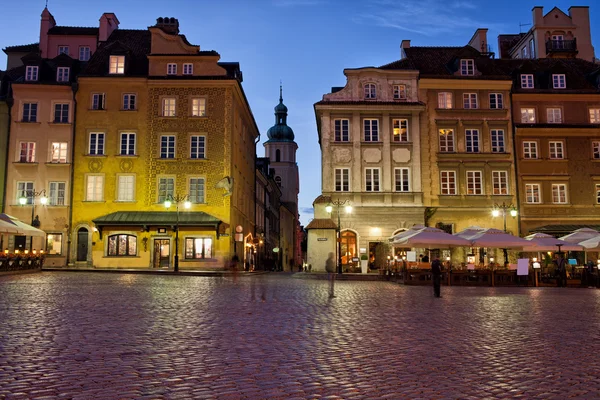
[305,219,337,230]
[313,195,332,205]
[3,43,39,53]
[48,26,99,36]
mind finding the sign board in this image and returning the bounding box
[360,248,367,254]
[467,263,475,270]
[235,233,244,242]
[235,225,243,233]
[517,258,529,276]
[157,228,166,234]
[407,251,417,262]
[317,238,328,241]
[352,257,359,262]
[273,247,280,253]
[533,262,541,269]
[568,259,577,265]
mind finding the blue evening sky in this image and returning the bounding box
[1,0,598,225]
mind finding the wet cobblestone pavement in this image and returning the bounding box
[1,272,600,399]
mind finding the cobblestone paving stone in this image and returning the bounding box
[1,272,600,399]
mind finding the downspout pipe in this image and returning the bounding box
[509,91,522,237]
[2,90,13,214]
[66,81,78,266]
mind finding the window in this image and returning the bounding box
[58,46,69,55]
[117,175,135,202]
[593,141,600,159]
[92,93,105,110]
[158,177,174,203]
[57,67,70,82]
[50,142,68,163]
[521,46,528,59]
[465,129,480,153]
[189,177,205,203]
[529,39,535,58]
[521,74,534,88]
[393,84,407,100]
[392,119,409,142]
[79,46,91,61]
[25,66,39,81]
[364,83,376,99]
[160,136,176,159]
[275,149,281,162]
[275,176,282,187]
[162,98,176,117]
[167,63,177,75]
[89,133,105,155]
[521,108,536,123]
[523,141,538,159]
[596,184,600,204]
[107,234,137,256]
[86,175,104,201]
[552,184,568,204]
[492,171,509,195]
[190,135,206,159]
[463,93,477,109]
[183,63,193,75]
[17,182,34,204]
[590,109,600,123]
[547,108,562,123]
[552,74,566,89]
[438,92,453,109]
[466,171,483,195]
[440,171,456,195]
[394,168,410,192]
[53,103,69,123]
[439,129,455,152]
[19,142,35,162]
[22,103,37,122]
[185,238,212,259]
[526,183,541,204]
[48,182,66,205]
[120,132,136,155]
[191,98,206,117]
[363,119,379,141]
[109,55,125,74]
[491,130,505,153]
[123,94,136,110]
[365,168,380,191]
[489,93,503,109]
[549,141,564,159]
[334,119,349,142]
[552,34,564,47]
[335,168,349,192]
[460,59,474,75]
[46,233,63,255]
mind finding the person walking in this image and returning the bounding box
[431,255,442,298]
[325,252,336,298]
[554,252,567,287]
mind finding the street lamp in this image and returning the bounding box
[326,200,352,274]
[492,202,518,264]
[164,194,191,272]
[19,189,48,251]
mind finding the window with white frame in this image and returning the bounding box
[392,119,409,142]
[590,109,600,123]
[465,129,480,152]
[185,238,212,259]
[22,103,37,122]
[393,84,407,100]
[593,141,600,159]
[365,168,380,191]
[19,142,35,163]
[58,46,69,55]
[167,63,177,75]
[521,74,534,88]
[440,171,457,195]
[335,168,349,192]
[523,141,538,159]
[552,74,566,89]
[160,135,175,159]
[521,108,536,123]
[492,171,509,195]
[190,135,206,159]
[596,184,600,204]
[109,55,125,74]
[364,83,376,99]
[363,119,379,141]
[438,92,453,109]
[334,119,349,142]
[50,142,68,163]
[549,141,564,159]
[489,93,503,109]
[120,132,136,155]
[547,108,562,123]
[56,67,70,82]
[79,46,91,61]
[92,93,105,110]
[191,98,206,117]
[525,183,541,204]
[491,129,505,153]
[460,59,474,75]
[394,168,410,192]
[48,182,66,205]
[183,63,193,75]
[158,177,174,203]
[17,182,34,204]
[46,233,62,255]
[189,177,205,203]
[162,98,176,117]
[439,129,454,152]
[86,175,104,201]
[463,93,477,109]
[89,132,105,155]
[552,183,568,204]
[53,103,69,123]
[107,234,137,256]
[117,175,135,202]
[25,66,39,81]
[123,93,136,110]
[466,171,483,195]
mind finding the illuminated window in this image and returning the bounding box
[440,171,456,195]
[392,119,409,142]
[46,233,63,255]
[189,177,205,203]
[439,129,454,152]
[438,92,453,109]
[50,142,68,163]
[162,98,176,117]
[492,171,508,195]
[547,108,562,123]
[191,98,206,116]
[19,142,36,162]
[86,175,104,201]
[117,175,135,202]
[109,55,125,74]
[521,108,536,123]
[466,171,483,195]
[107,234,137,256]
[185,238,212,259]
[590,109,600,123]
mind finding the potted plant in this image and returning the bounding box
[360,254,369,274]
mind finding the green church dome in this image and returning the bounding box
[266,86,295,143]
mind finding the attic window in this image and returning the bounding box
[460,59,474,76]
[364,83,377,99]
[57,67,70,82]
[552,74,566,89]
[109,55,125,74]
[393,85,407,100]
[521,74,534,89]
[25,66,39,81]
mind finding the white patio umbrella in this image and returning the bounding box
[522,233,584,252]
[0,214,46,237]
[0,218,21,234]
[576,236,600,251]
[454,226,488,240]
[559,228,600,244]
[393,226,471,248]
[465,228,530,249]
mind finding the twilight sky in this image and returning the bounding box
[1,0,598,225]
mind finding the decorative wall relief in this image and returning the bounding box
[88,159,103,172]
[363,148,382,163]
[120,159,134,172]
[393,148,411,163]
[333,148,352,163]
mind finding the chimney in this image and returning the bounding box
[99,13,120,42]
[532,6,543,27]
[401,40,410,59]
[155,17,180,35]
[39,7,56,58]
[468,28,488,53]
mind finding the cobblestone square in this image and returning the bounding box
[1,272,599,399]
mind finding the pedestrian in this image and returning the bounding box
[554,252,567,287]
[325,252,336,298]
[421,253,429,263]
[230,254,240,283]
[431,255,442,298]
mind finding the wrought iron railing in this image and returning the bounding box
[546,38,577,52]
[0,255,45,272]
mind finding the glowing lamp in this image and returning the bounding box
[491,209,500,218]
[164,200,172,208]
[184,200,192,209]
[325,205,333,213]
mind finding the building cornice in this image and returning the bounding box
[419,78,513,90]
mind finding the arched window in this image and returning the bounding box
[107,234,137,256]
[341,231,357,266]
[275,176,282,187]
[275,149,281,162]
[364,83,377,99]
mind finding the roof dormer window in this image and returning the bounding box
[109,55,125,74]
[460,59,474,76]
[552,74,566,89]
[521,74,534,89]
[167,63,177,75]
[25,66,39,81]
[57,67,70,82]
[58,46,69,56]
[364,83,377,100]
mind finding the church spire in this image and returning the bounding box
[266,85,295,143]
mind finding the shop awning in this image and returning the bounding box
[0,214,46,237]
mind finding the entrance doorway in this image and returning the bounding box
[341,231,357,272]
[14,236,26,252]
[77,228,88,262]
[154,239,170,268]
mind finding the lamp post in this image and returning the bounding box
[491,202,518,264]
[164,194,191,272]
[326,199,352,274]
[19,189,48,251]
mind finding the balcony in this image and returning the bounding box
[546,39,577,54]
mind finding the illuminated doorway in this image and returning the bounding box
[341,230,357,271]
